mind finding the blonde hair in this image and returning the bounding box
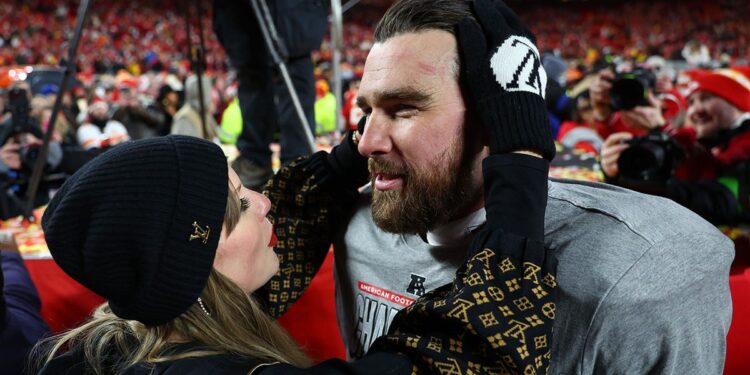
[33,186,311,373]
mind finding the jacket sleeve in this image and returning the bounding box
[258,132,368,318]
[369,154,558,374]
[1,251,52,374]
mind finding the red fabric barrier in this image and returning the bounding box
[278,249,346,362]
[25,259,105,333]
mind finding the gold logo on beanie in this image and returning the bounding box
[189,221,210,244]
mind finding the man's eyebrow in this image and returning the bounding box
[356,88,433,108]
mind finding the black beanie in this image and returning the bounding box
[42,135,228,326]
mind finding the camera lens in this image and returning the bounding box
[610,77,646,111]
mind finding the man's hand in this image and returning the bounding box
[0,142,21,170]
[600,132,634,178]
[620,92,665,131]
[456,0,555,161]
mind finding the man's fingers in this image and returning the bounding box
[471,0,509,45]
[591,78,612,93]
[601,143,630,160]
[456,18,488,97]
[603,131,634,145]
[495,0,534,42]
[600,142,630,177]
[599,69,615,80]
[456,18,487,61]
[646,91,661,108]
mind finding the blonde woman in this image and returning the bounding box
[34,132,555,374]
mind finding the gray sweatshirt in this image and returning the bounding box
[334,178,734,374]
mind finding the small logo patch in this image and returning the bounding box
[189,221,210,244]
[406,273,426,297]
[490,35,547,98]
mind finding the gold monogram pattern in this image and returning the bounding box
[188,221,210,244]
[371,240,557,375]
[259,158,351,318]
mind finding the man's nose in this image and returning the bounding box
[688,102,703,117]
[357,113,392,157]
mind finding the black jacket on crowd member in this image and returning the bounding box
[212,0,327,179]
[112,104,165,140]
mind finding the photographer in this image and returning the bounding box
[590,66,673,139]
[111,81,164,140]
[601,69,750,224]
[0,83,63,219]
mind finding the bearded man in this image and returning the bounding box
[316,1,735,374]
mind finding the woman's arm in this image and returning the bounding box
[258,131,368,318]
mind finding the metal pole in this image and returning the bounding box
[248,0,316,153]
[341,0,361,14]
[23,0,93,222]
[330,0,344,133]
[193,0,209,140]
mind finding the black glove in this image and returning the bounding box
[456,0,555,160]
[356,114,366,136]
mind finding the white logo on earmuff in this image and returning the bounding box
[490,35,547,99]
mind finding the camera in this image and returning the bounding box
[4,87,50,173]
[7,87,31,135]
[610,67,657,111]
[19,143,42,171]
[618,130,684,182]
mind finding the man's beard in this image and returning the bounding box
[369,138,479,234]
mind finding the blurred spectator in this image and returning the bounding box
[544,54,575,138]
[314,79,336,135]
[171,75,218,140]
[682,39,712,67]
[601,69,750,224]
[589,66,678,140]
[218,97,241,145]
[147,84,181,137]
[111,80,163,139]
[76,100,129,150]
[342,79,362,130]
[557,91,604,154]
[0,84,63,219]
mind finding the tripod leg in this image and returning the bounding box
[23,0,94,221]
